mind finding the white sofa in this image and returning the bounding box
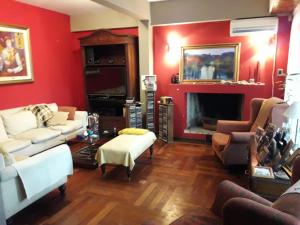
[0,103,88,158]
[0,144,73,220]
[0,103,87,221]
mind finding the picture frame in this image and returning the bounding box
[257,146,270,165]
[282,148,300,177]
[0,24,33,84]
[252,166,274,179]
[179,43,240,83]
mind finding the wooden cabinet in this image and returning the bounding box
[158,103,174,142]
[80,30,138,132]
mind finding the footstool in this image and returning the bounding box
[96,131,157,178]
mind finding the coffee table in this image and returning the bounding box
[68,137,109,169]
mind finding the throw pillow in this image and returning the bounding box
[0,117,8,140]
[2,111,37,135]
[24,104,53,123]
[118,128,149,135]
[58,106,77,120]
[46,111,69,126]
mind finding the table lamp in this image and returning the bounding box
[284,101,300,146]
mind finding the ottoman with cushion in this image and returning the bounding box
[96,129,156,178]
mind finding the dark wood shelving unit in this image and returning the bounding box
[80,30,139,132]
[158,103,174,142]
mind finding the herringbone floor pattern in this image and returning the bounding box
[10,141,246,225]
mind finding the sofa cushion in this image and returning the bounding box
[0,138,31,154]
[50,120,83,135]
[14,128,62,144]
[46,111,69,126]
[0,117,8,140]
[58,106,77,120]
[212,133,230,152]
[2,111,37,135]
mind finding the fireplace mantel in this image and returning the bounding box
[166,83,269,139]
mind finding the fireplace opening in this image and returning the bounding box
[185,93,244,134]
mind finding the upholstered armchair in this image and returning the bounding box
[143,157,300,225]
[212,97,288,166]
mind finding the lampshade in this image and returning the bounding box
[284,101,300,119]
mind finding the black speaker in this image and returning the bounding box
[86,48,94,64]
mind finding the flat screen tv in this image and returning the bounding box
[86,66,127,97]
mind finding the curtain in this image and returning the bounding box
[186,93,201,129]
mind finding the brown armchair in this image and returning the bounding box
[143,157,300,225]
[212,97,287,166]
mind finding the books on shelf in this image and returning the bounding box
[125,103,142,128]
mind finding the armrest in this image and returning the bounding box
[230,132,254,143]
[216,120,251,134]
[223,198,300,225]
[0,165,18,182]
[74,111,88,129]
[211,180,272,217]
[0,154,5,170]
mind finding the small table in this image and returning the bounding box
[249,136,291,200]
[68,137,109,169]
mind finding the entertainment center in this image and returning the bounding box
[80,30,139,131]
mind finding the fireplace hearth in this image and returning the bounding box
[185,93,243,134]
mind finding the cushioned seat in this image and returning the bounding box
[212,97,288,166]
[50,120,82,135]
[14,128,62,144]
[0,138,31,153]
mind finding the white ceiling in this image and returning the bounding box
[16,0,107,15]
[16,0,170,16]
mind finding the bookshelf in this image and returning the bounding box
[158,103,174,142]
[145,91,155,132]
[124,103,142,128]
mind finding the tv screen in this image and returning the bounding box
[86,66,127,96]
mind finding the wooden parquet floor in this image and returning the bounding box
[10,141,247,225]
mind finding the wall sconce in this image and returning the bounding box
[165,32,183,65]
[251,32,276,63]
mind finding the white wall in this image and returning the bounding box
[287,3,300,74]
[150,0,270,25]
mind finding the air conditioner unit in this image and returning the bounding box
[230,17,278,36]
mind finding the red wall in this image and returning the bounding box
[0,1,85,109]
[153,17,291,139]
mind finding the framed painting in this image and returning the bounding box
[180,43,240,83]
[282,148,300,177]
[0,24,33,84]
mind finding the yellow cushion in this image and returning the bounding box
[118,128,149,135]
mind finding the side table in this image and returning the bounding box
[249,136,291,200]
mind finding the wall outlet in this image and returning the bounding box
[277,68,284,76]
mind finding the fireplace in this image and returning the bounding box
[185,93,244,134]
